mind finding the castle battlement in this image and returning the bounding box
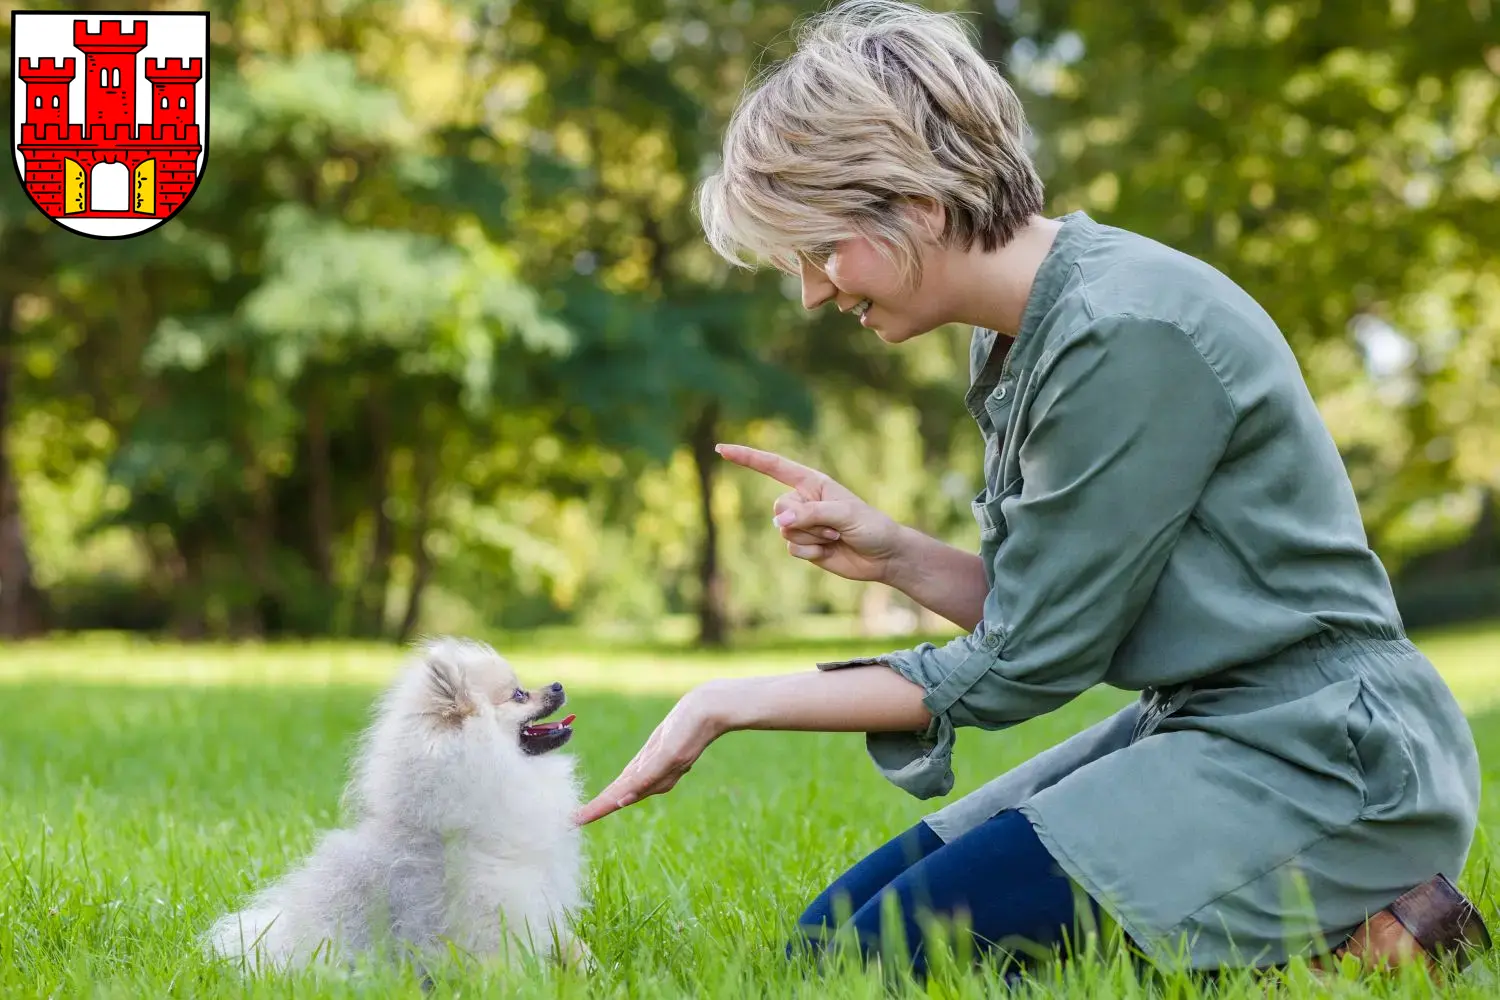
[72,19,147,52]
[138,123,202,145]
[91,123,137,143]
[18,121,203,149]
[19,122,88,145]
[18,57,77,81]
[145,57,202,82]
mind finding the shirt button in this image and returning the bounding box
[993,384,1008,401]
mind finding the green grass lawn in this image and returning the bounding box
[3,625,1500,998]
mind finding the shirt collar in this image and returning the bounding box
[970,210,1100,395]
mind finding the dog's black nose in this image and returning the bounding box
[548,682,563,693]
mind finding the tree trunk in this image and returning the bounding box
[689,401,729,648]
[171,530,208,640]
[305,383,335,588]
[248,482,278,636]
[227,350,276,638]
[0,290,48,639]
[356,386,394,638]
[397,444,437,644]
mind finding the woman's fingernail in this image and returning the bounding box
[774,511,795,527]
[822,529,840,540]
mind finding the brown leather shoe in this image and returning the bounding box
[1332,874,1491,975]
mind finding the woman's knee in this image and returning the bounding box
[787,820,944,957]
[790,809,1104,978]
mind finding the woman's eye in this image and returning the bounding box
[511,689,527,703]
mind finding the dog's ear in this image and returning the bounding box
[422,651,478,728]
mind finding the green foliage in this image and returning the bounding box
[2,0,1497,642]
[1013,0,1500,565]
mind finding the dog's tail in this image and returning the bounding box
[204,904,290,972]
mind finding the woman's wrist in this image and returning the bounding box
[881,523,928,594]
[877,525,989,633]
[688,679,745,737]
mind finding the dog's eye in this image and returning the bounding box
[511,688,527,703]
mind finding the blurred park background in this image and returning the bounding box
[1,0,1498,652]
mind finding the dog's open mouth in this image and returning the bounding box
[520,710,575,755]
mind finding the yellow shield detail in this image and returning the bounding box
[64,157,84,214]
[134,158,155,214]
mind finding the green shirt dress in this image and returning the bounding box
[818,211,1481,969]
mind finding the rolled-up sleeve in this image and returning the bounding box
[820,314,1238,798]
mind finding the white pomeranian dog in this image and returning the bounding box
[205,637,588,975]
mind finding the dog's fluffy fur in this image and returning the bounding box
[205,637,586,973]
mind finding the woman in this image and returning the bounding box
[574,0,1487,980]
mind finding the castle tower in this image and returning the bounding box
[16,58,83,216]
[144,57,202,129]
[140,56,204,216]
[73,18,147,138]
[17,57,75,128]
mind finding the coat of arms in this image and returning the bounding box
[11,11,208,239]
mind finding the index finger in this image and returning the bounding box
[572,766,650,826]
[572,789,634,826]
[715,443,825,493]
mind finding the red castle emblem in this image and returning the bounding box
[11,12,208,239]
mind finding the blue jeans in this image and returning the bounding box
[790,809,1102,980]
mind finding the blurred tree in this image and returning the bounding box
[6,0,580,639]
[118,3,580,638]
[0,101,58,638]
[0,264,51,638]
[4,0,1494,643]
[992,0,1500,576]
[484,0,933,645]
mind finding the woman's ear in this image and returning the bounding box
[906,196,946,241]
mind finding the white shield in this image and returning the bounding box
[11,11,209,239]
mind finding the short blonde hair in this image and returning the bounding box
[697,0,1044,285]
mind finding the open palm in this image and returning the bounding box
[573,690,720,826]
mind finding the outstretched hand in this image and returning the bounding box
[715,443,906,585]
[573,688,724,826]
[571,670,936,826]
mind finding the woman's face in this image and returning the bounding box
[794,207,950,344]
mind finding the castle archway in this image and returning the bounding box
[64,159,85,215]
[133,159,156,215]
[89,161,129,212]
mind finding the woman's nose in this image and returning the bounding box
[799,257,836,311]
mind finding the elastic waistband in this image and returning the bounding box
[1146,623,1414,699]
[1269,624,1413,666]
[1136,624,1422,738]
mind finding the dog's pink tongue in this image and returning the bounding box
[524,714,576,734]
